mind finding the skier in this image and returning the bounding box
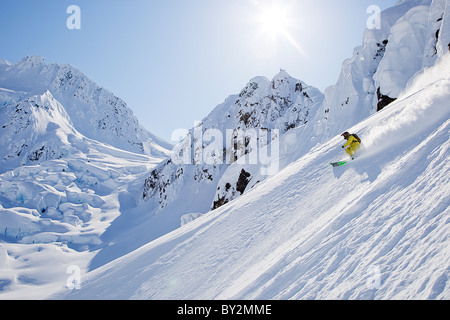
[341,132,361,159]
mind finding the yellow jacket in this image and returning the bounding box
[343,135,360,148]
[343,135,361,157]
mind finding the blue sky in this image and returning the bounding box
[0,0,396,143]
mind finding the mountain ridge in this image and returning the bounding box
[0,56,172,159]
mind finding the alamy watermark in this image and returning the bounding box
[171,123,280,176]
[66,5,81,30]
[367,5,381,30]
[66,265,81,290]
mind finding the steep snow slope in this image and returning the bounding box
[62,55,450,300]
[0,56,172,157]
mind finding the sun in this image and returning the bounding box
[251,0,308,57]
[258,3,290,36]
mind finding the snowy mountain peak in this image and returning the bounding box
[0,56,172,158]
[273,68,291,80]
[0,90,78,171]
[0,58,11,66]
[15,55,46,70]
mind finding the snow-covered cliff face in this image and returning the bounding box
[423,0,450,65]
[0,56,172,159]
[316,0,450,140]
[0,89,81,172]
[143,71,324,211]
[202,70,323,134]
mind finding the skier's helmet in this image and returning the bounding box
[342,132,350,139]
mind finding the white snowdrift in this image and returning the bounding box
[61,55,450,300]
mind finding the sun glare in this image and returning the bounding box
[259,4,290,36]
[251,0,307,58]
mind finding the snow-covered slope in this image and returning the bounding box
[62,54,450,300]
[0,56,172,158]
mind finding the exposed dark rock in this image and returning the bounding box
[236,169,251,195]
[377,87,396,111]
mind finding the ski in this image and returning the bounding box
[330,161,349,167]
[330,156,357,167]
